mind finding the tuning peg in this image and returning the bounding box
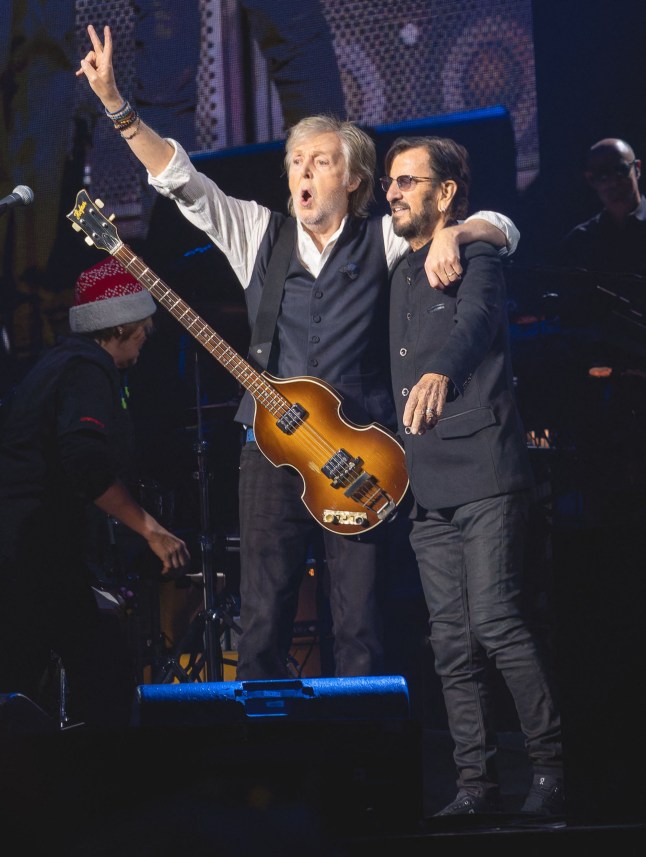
[84,236,94,246]
[95,198,104,209]
[71,222,82,232]
[108,213,116,222]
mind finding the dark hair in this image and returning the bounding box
[83,318,150,344]
[384,136,471,220]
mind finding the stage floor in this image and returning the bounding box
[1,710,644,856]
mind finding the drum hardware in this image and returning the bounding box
[152,350,241,683]
[182,397,241,432]
[526,428,558,450]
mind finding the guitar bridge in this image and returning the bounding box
[276,402,307,435]
[344,472,397,521]
[322,449,363,487]
[322,509,369,527]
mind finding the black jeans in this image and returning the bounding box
[236,442,385,679]
[411,492,562,796]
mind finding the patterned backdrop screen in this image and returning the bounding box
[73,0,537,239]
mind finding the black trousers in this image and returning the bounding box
[236,442,386,679]
[411,492,562,796]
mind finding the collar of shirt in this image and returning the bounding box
[633,194,646,221]
[600,194,646,225]
[296,216,348,278]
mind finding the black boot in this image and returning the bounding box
[521,773,565,815]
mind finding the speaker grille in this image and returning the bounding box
[321,0,538,185]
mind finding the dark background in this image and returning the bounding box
[1,0,645,821]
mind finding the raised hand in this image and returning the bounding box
[76,24,123,113]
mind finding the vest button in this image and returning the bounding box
[406,312,412,320]
[310,358,319,367]
[402,388,409,397]
[311,335,320,343]
[315,290,323,298]
[312,314,321,323]
[399,348,407,356]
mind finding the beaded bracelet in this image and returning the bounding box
[105,100,131,121]
[120,116,142,141]
[105,100,140,133]
[113,110,139,132]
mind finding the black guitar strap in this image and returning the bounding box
[248,216,296,371]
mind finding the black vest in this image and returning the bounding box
[235,214,396,430]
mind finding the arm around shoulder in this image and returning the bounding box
[464,211,519,254]
[424,211,517,289]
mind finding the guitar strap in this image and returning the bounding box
[248,216,296,371]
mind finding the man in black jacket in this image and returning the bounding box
[0,258,190,728]
[556,137,645,275]
[385,136,564,817]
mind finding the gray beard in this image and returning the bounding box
[392,207,438,244]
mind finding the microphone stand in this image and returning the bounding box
[193,350,223,681]
[153,349,242,684]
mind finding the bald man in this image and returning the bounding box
[557,137,646,275]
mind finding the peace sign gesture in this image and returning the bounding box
[76,24,124,114]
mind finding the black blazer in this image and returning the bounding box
[390,240,533,510]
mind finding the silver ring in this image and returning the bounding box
[425,408,436,415]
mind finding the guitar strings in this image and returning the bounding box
[119,248,396,512]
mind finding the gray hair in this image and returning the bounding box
[284,115,376,218]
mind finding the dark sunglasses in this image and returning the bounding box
[379,175,440,192]
[585,159,637,184]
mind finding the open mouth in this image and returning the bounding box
[300,189,312,205]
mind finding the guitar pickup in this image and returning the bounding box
[276,403,307,434]
[322,449,363,487]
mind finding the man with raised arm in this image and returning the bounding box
[77,24,520,681]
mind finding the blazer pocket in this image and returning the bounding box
[426,302,446,314]
[436,406,496,439]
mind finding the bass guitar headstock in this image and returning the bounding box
[67,188,122,254]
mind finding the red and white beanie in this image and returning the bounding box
[69,257,156,333]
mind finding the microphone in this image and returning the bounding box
[0,185,35,215]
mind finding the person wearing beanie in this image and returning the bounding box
[0,257,190,729]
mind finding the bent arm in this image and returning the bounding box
[467,210,519,254]
[425,212,519,288]
[77,24,271,285]
[94,480,191,574]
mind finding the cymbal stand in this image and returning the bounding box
[193,347,223,680]
[153,351,241,683]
